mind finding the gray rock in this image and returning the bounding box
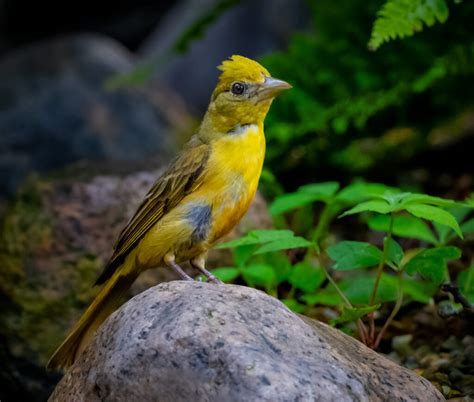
[49,282,444,402]
[0,34,178,196]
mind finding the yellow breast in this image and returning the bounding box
[188,123,265,243]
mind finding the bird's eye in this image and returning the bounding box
[231,82,245,95]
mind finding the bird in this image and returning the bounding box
[47,55,291,370]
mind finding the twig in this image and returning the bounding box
[368,213,394,344]
[321,264,369,344]
[374,271,403,348]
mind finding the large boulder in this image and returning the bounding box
[0,168,271,401]
[50,282,444,402]
[0,34,180,196]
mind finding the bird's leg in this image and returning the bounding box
[164,254,193,281]
[190,255,223,284]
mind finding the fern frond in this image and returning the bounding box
[369,0,450,50]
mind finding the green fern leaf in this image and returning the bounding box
[369,0,450,50]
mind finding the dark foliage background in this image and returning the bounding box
[0,0,472,401]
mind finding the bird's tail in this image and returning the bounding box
[47,256,138,370]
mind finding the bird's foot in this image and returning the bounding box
[190,259,223,285]
[202,270,223,285]
[165,257,193,281]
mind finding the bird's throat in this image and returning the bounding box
[198,99,272,139]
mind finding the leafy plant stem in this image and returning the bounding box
[311,204,337,247]
[321,264,352,308]
[369,212,395,343]
[374,271,404,348]
[320,263,369,343]
[357,320,369,345]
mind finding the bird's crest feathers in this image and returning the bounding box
[215,55,270,94]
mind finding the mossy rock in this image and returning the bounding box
[0,168,271,401]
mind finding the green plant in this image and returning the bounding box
[213,182,473,348]
[260,0,474,187]
[368,0,454,50]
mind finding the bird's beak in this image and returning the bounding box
[257,76,292,102]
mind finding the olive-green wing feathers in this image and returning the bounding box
[95,141,210,284]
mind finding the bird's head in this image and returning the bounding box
[199,55,291,140]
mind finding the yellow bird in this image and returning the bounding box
[47,55,291,369]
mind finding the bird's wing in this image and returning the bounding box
[95,140,210,284]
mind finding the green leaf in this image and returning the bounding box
[327,241,382,270]
[405,246,461,284]
[269,192,325,215]
[385,237,404,269]
[382,191,413,206]
[436,206,474,242]
[282,299,306,313]
[240,264,276,287]
[466,194,474,208]
[340,200,393,217]
[423,246,462,260]
[233,245,256,267]
[302,274,398,307]
[332,304,380,325]
[458,265,474,304]
[254,237,313,255]
[368,214,437,244]
[431,205,472,243]
[250,229,296,242]
[335,182,398,204]
[216,237,260,249]
[369,0,450,50]
[216,229,295,249]
[449,206,474,223]
[461,218,474,236]
[298,182,340,197]
[405,204,463,238]
[341,274,398,304]
[402,278,438,303]
[263,253,292,284]
[210,267,240,283]
[288,262,325,293]
[301,288,342,306]
[433,221,451,244]
[400,193,457,208]
[218,230,312,257]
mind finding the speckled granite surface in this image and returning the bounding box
[49,282,444,402]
